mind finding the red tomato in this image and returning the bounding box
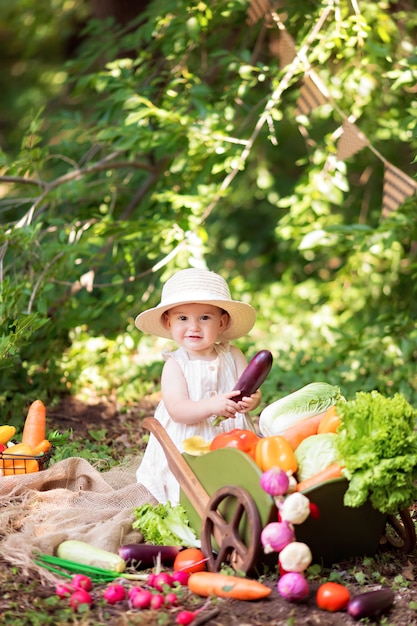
[316,582,351,612]
[173,548,207,574]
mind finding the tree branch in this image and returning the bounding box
[6,153,160,228]
[0,176,44,187]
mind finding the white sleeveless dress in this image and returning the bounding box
[136,342,253,504]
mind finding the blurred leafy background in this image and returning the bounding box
[1,0,416,427]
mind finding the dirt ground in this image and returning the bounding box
[4,395,417,625]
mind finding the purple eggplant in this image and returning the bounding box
[347,588,395,620]
[232,350,273,402]
[118,544,181,569]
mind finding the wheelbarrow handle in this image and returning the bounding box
[142,417,209,520]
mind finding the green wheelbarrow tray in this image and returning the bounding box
[143,417,415,574]
[296,478,386,565]
[181,447,277,574]
[181,450,388,568]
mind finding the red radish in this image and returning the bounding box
[150,572,173,591]
[130,589,153,609]
[55,583,73,598]
[69,589,93,611]
[150,593,165,609]
[165,592,179,606]
[72,574,92,591]
[171,570,190,586]
[103,583,126,604]
[176,610,198,625]
[128,586,143,600]
[309,502,320,519]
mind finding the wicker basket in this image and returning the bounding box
[0,449,52,476]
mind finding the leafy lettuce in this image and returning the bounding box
[336,391,417,514]
[132,501,200,547]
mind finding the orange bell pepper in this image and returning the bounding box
[209,429,260,460]
[255,435,298,473]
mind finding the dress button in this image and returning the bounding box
[209,365,216,371]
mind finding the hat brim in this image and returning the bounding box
[135,298,256,341]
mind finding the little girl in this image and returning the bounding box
[135,267,261,504]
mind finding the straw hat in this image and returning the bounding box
[135,268,256,341]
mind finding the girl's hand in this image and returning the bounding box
[210,391,241,419]
[238,389,262,413]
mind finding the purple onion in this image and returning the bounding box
[277,572,310,602]
[260,467,290,497]
[260,521,295,553]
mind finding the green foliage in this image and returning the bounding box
[48,428,118,469]
[0,0,417,424]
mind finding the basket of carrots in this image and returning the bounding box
[0,400,52,476]
[0,447,53,475]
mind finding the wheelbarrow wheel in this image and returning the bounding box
[201,484,262,575]
[384,508,416,553]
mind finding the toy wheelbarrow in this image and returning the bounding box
[143,417,416,574]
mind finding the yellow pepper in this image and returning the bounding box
[0,425,16,445]
[255,435,298,474]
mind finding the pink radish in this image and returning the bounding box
[69,589,93,611]
[55,583,73,598]
[72,574,92,592]
[103,583,126,604]
[130,589,153,609]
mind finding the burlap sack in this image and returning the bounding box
[0,456,157,584]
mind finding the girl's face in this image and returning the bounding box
[164,303,228,356]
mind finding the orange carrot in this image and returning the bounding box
[22,400,47,449]
[279,406,336,451]
[32,439,51,455]
[317,406,341,434]
[188,571,271,600]
[296,462,344,492]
